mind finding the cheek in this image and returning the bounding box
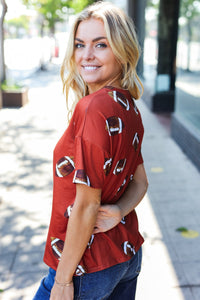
[108,58,121,74]
[103,51,121,72]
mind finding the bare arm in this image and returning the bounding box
[93,164,148,234]
[50,184,101,300]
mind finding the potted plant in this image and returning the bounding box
[1,80,29,107]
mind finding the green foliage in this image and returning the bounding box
[1,80,24,91]
[23,0,69,30]
[5,15,30,38]
[176,227,188,232]
[68,0,94,13]
[22,0,95,31]
[5,15,30,30]
[146,0,159,9]
[147,0,200,19]
[181,0,200,19]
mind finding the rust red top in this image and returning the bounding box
[43,86,144,276]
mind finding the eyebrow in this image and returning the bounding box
[75,37,107,43]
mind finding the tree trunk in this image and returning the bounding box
[0,0,7,83]
[39,16,47,71]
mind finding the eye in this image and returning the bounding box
[96,43,107,48]
[75,43,84,49]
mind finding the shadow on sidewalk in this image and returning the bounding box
[0,201,48,295]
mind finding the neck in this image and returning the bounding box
[88,74,122,94]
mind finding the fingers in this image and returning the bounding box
[98,205,111,213]
[50,284,74,300]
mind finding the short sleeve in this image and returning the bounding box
[73,136,106,189]
[136,150,144,166]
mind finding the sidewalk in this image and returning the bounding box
[0,63,200,300]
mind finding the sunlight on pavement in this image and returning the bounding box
[150,167,164,173]
[136,194,187,300]
[176,81,200,98]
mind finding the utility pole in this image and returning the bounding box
[152,0,180,112]
[128,0,147,78]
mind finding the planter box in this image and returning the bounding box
[2,88,29,107]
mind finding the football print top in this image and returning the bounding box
[43,86,144,275]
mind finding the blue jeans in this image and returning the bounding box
[33,247,142,300]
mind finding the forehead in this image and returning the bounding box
[75,18,106,40]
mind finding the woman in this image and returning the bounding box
[33,2,148,300]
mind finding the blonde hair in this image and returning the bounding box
[61,1,143,120]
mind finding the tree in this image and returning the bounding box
[5,15,30,38]
[180,0,200,71]
[22,0,94,35]
[22,0,95,69]
[0,0,7,83]
[69,0,95,14]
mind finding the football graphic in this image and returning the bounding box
[121,241,136,257]
[103,158,113,176]
[51,237,64,259]
[55,156,75,177]
[64,204,74,218]
[73,169,90,186]
[108,91,130,111]
[132,98,139,115]
[132,133,139,151]
[117,177,127,193]
[76,265,87,276]
[120,217,126,225]
[113,159,126,175]
[87,234,94,248]
[105,116,124,136]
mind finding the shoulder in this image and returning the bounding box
[71,89,111,137]
[72,87,136,132]
[77,88,112,114]
[72,88,114,129]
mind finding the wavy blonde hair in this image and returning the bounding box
[61,1,143,120]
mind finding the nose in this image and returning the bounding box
[82,45,94,60]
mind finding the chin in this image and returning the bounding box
[83,75,100,83]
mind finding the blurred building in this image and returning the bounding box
[127,0,200,171]
[171,11,200,171]
[109,0,127,11]
[1,0,200,171]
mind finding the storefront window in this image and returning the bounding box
[175,1,200,132]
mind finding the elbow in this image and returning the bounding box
[142,168,149,195]
[78,200,100,217]
[141,175,148,196]
[144,179,149,194]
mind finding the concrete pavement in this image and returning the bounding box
[0,63,200,300]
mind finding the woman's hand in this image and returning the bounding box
[93,164,148,235]
[50,282,74,300]
[93,204,122,234]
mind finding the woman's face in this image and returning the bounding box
[74,18,122,94]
